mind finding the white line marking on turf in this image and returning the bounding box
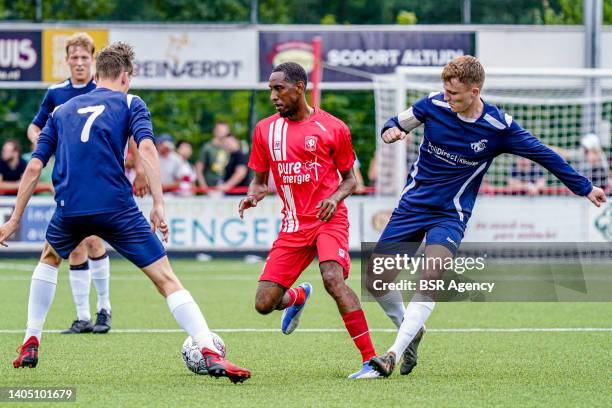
[0,263,37,271]
[0,328,611,334]
[0,275,363,282]
[0,275,259,281]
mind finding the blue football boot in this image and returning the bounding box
[281,282,312,335]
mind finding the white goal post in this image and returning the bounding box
[374,66,612,197]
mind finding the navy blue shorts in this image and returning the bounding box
[377,207,466,256]
[46,206,166,268]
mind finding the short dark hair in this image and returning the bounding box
[3,138,21,154]
[272,62,307,87]
[95,42,135,80]
[176,140,191,149]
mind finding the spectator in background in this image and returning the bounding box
[156,133,183,194]
[507,156,546,195]
[0,139,27,194]
[554,133,609,190]
[580,134,609,190]
[218,134,250,195]
[175,140,196,197]
[478,175,494,194]
[196,121,230,191]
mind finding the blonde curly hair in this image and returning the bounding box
[441,55,485,89]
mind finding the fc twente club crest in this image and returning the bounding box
[305,136,317,152]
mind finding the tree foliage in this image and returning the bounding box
[1,0,611,184]
[4,0,611,25]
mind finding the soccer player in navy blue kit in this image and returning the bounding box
[368,56,607,377]
[2,42,251,382]
[27,33,122,335]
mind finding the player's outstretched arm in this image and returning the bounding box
[504,123,595,199]
[316,168,356,222]
[137,138,169,242]
[586,186,607,207]
[0,158,44,246]
[239,171,268,219]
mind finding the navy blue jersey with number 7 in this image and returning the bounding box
[32,87,154,216]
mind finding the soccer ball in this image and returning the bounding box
[181,333,226,375]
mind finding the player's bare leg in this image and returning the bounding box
[84,236,112,333]
[319,260,378,378]
[254,281,289,314]
[320,261,360,314]
[14,243,62,368]
[255,280,313,335]
[142,256,250,383]
[369,244,447,377]
[63,240,93,333]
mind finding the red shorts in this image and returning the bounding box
[259,218,350,289]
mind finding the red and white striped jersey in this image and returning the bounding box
[249,108,355,232]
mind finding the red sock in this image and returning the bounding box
[342,309,376,362]
[286,286,306,307]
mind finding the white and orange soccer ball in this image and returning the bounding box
[181,333,226,375]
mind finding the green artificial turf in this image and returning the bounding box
[1,259,610,407]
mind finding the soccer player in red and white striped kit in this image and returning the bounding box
[239,62,379,378]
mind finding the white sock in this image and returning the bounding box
[90,255,111,312]
[25,263,59,342]
[375,290,406,328]
[389,293,435,363]
[69,263,91,321]
[166,289,220,354]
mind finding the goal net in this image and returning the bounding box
[374,67,612,197]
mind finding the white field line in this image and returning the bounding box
[0,263,268,281]
[0,274,362,282]
[0,262,265,274]
[0,327,611,334]
[0,275,261,281]
[0,263,38,271]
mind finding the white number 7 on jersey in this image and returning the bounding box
[77,105,105,142]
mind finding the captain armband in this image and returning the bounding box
[397,107,422,133]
